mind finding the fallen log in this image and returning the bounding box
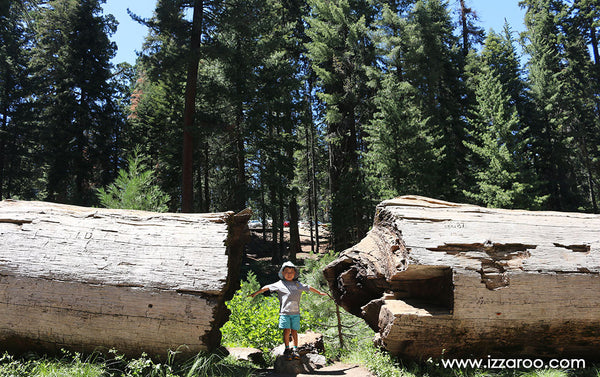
[0,200,250,357]
[323,195,600,360]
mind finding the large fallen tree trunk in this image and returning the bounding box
[0,200,250,357]
[323,196,600,360]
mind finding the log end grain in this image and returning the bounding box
[323,195,600,360]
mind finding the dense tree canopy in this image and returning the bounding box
[3,0,600,253]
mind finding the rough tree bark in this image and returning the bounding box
[323,196,600,360]
[182,0,203,213]
[0,200,250,357]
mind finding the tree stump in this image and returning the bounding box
[323,195,600,360]
[0,200,250,357]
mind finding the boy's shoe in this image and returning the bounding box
[284,348,292,361]
[291,349,300,360]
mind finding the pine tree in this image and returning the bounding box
[401,0,467,200]
[305,0,377,251]
[463,26,546,209]
[522,0,599,211]
[242,0,307,260]
[211,0,268,212]
[29,0,121,205]
[365,2,442,200]
[458,0,484,57]
[572,0,600,66]
[127,70,184,211]
[131,0,221,212]
[181,0,204,212]
[97,147,171,212]
[464,58,528,208]
[0,0,40,199]
[561,1,600,211]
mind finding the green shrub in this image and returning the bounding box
[221,271,282,351]
[96,146,170,212]
[221,268,332,353]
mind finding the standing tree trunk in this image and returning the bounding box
[270,186,281,264]
[278,199,285,257]
[182,0,203,213]
[459,0,469,57]
[0,105,6,200]
[309,93,320,253]
[304,122,315,253]
[288,197,301,262]
[591,26,600,66]
[0,55,9,200]
[203,141,210,212]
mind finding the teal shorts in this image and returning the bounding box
[278,314,301,331]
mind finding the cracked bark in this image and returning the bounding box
[0,200,250,357]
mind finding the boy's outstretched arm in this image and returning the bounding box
[248,286,269,298]
[309,286,329,296]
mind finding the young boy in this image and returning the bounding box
[249,261,328,360]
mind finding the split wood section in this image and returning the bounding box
[323,196,600,360]
[0,200,250,357]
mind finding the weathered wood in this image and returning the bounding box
[0,200,250,357]
[323,195,600,360]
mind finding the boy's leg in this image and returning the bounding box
[290,315,301,359]
[279,315,293,361]
[283,328,291,347]
[283,329,292,360]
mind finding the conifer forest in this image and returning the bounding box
[2,0,600,253]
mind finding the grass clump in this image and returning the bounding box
[0,350,104,377]
[106,349,256,377]
[0,349,256,377]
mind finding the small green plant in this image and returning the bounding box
[340,339,403,377]
[0,349,257,377]
[0,352,32,376]
[96,146,171,212]
[221,271,281,352]
[105,349,255,377]
[0,350,104,377]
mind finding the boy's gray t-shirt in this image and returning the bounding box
[266,280,310,315]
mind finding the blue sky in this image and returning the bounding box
[102,0,527,65]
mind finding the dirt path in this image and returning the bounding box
[257,362,374,377]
